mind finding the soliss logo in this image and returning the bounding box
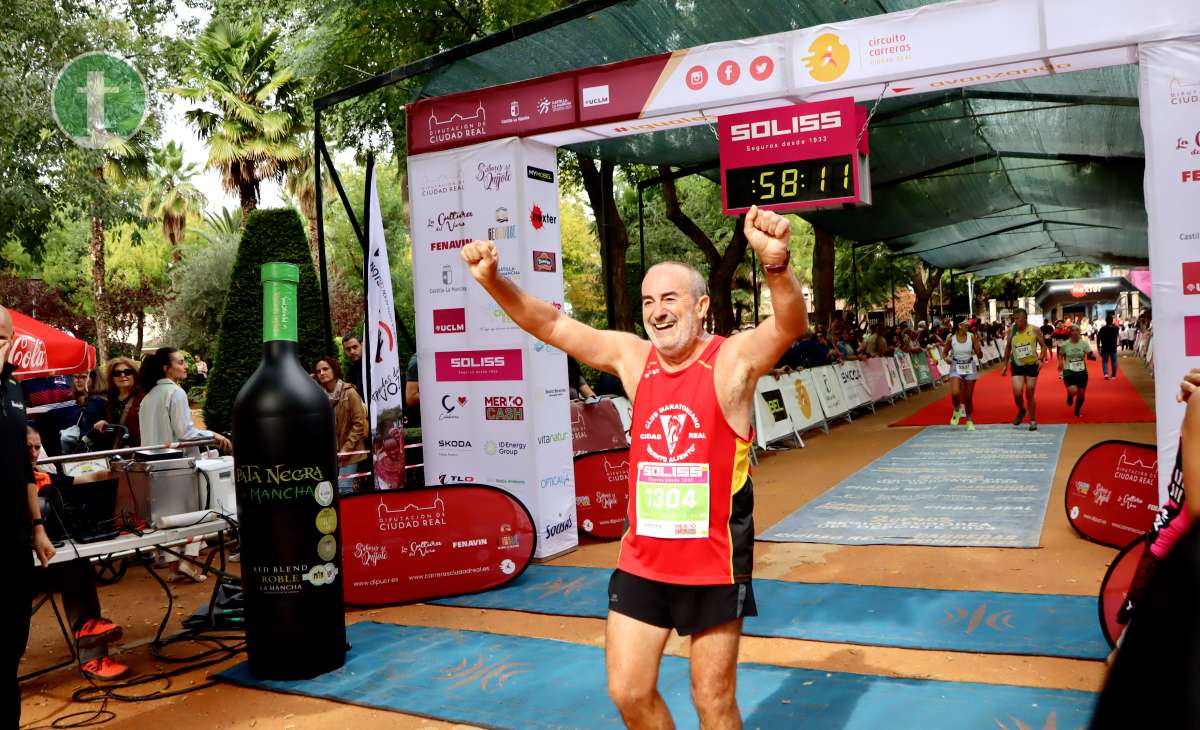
[729,111,842,141]
[450,356,506,367]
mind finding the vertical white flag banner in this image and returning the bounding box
[363,166,406,489]
[1139,39,1200,502]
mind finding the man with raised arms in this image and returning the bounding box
[462,205,807,729]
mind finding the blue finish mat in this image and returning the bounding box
[217,622,1097,729]
[432,564,1108,660]
[760,424,1067,547]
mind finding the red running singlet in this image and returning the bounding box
[617,336,754,585]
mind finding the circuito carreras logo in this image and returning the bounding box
[639,403,707,463]
[803,33,851,83]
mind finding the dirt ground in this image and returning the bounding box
[19,352,1156,729]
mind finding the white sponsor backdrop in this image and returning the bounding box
[811,365,848,420]
[883,358,904,398]
[1139,39,1200,503]
[896,353,920,390]
[784,371,826,433]
[753,376,796,447]
[409,138,576,558]
[836,361,873,408]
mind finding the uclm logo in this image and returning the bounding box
[435,349,523,382]
[729,111,842,141]
[432,308,466,334]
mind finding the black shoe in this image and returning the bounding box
[1013,409,1026,427]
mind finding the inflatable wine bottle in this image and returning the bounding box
[233,262,345,679]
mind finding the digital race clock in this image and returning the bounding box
[718,98,871,215]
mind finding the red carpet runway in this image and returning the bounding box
[891,355,1155,426]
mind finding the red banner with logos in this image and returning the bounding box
[341,486,536,606]
[571,399,629,456]
[574,449,630,539]
[1099,537,1145,647]
[1065,440,1160,548]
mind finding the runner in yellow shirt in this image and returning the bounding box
[1001,308,1050,431]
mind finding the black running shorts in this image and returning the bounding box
[1064,370,1088,389]
[1011,363,1041,378]
[607,569,757,636]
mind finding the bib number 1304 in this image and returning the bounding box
[635,462,710,539]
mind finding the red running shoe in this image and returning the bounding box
[80,656,130,681]
[75,618,123,647]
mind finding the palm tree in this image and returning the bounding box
[172,18,305,219]
[194,207,243,247]
[81,137,148,363]
[143,141,205,262]
[283,141,331,266]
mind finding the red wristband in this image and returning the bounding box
[763,250,791,274]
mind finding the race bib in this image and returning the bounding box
[955,361,972,376]
[1015,343,1033,359]
[635,462,710,539]
[1067,360,1086,372]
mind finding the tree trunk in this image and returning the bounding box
[89,214,109,363]
[136,309,144,352]
[658,167,749,334]
[308,213,321,269]
[812,226,836,329]
[577,155,634,332]
[239,180,258,220]
[910,262,943,326]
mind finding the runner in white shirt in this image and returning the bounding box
[942,318,984,431]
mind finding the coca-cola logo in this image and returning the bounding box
[8,335,47,371]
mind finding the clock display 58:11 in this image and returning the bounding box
[725,155,854,210]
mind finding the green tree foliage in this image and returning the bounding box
[142,140,205,260]
[560,196,605,329]
[173,18,305,218]
[978,262,1102,302]
[204,208,332,432]
[166,212,241,352]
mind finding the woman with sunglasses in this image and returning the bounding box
[92,357,144,449]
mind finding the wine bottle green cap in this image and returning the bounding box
[261,262,300,284]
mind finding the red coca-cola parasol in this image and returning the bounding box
[5,309,96,379]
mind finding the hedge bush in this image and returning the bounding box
[203,208,332,432]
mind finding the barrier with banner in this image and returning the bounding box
[896,353,920,391]
[1098,537,1145,648]
[883,358,905,399]
[860,358,892,402]
[836,361,874,411]
[573,449,629,539]
[811,365,850,422]
[782,370,827,434]
[570,399,628,455]
[754,376,799,448]
[1065,441,1160,548]
[341,486,537,606]
[911,352,933,386]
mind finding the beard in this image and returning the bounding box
[646,309,700,358]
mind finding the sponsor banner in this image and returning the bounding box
[571,398,629,456]
[883,357,904,397]
[642,40,788,119]
[1065,441,1161,548]
[573,449,629,539]
[779,370,825,433]
[1140,39,1200,501]
[836,360,872,408]
[753,375,796,448]
[859,357,892,401]
[362,167,406,485]
[896,353,920,390]
[811,365,849,420]
[410,138,574,558]
[1098,537,1145,648]
[340,487,536,606]
[911,352,934,385]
